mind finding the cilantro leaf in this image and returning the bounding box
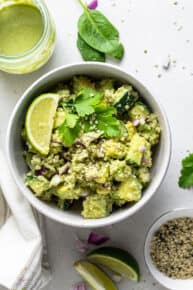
[73,88,103,117]
[65,113,79,128]
[179,153,193,188]
[94,105,122,138]
[58,113,80,147]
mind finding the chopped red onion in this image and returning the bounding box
[87,0,98,9]
[71,282,87,290]
[142,157,148,164]
[88,232,109,245]
[140,145,146,152]
[35,167,47,175]
[132,119,139,126]
[75,235,89,253]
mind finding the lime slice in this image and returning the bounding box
[25,93,59,155]
[74,260,117,290]
[87,247,140,282]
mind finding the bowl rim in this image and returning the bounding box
[144,208,193,290]
[6,62,172,228]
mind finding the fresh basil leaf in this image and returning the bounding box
[78,10,122,55]
[77,34,105,62]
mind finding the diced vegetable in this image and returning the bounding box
[114,175,142,202]
[26,175,49,197]
[128,102,150,121]
[113,86,138,113]
[82,195,113,218]
[127,134,146,166]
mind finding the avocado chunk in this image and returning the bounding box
[127,134,146,166]
[102,140,127,160]
[82,195,113,219]
[55,174,81,200]
[54,110,66,128]
[137,167,151,186]
[114,175,142,202]
[109,160,132,182]
[138,113,161,145]
[72,76,95,94]
[84,163,109,184]
[128,102,150,121]
[26,176,49,197]
[125,121,137,141]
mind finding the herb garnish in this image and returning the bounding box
[58,89,122,146]
[179,153,193,188]
[73,88,103,117]
[59,113,81,147]
[77,0,124,62]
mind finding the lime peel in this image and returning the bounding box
[87,246,140,282]
[25,93,59,155]
[74,260,117,290]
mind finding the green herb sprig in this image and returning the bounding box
[179,153,193,188]
[76,0,124,62]
[58,89,122,146]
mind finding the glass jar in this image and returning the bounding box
[0,0,56,74]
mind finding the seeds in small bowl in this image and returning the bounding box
[150,217,193,279]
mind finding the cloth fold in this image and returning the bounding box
[0,150,51,290]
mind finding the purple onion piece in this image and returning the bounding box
[87,0,98,10]
[132,119,139,126]
[71,282,87,290]
[88,232,110,245]
[142,157,148,164]
[35,167,47,175]
[140,146,146,152]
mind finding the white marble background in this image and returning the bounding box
[1,0,193,289]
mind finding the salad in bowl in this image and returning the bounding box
[23,75,161,219]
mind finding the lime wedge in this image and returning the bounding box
[74,260,117,290]
[87,247,140,282]
[25,93,59,155]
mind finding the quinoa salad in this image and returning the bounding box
[22,76,161,219]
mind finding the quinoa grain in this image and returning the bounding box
[150,217,193,279]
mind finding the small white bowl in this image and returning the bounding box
[144,208,193,290]
[6,62,171,228]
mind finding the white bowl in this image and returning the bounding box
[144,208,193,290]
[6,62,171,228]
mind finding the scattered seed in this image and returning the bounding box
[151,217,193,279]
[162,56,171,71]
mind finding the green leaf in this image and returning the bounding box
[77,33,105,62]
[59,117,81,147]
[179,153,193,188]
[109,43,124,60]
[94,106,122,138]
[65,113,79,128]
[73,88,103,117]
[78,9,122,56]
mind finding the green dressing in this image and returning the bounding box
[0,3,44,55]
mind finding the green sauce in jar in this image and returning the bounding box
[0,3,44,55]
[0,0,56,74]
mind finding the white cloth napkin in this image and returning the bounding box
[0,150,51,290]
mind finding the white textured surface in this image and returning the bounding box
[0,0,193,289]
